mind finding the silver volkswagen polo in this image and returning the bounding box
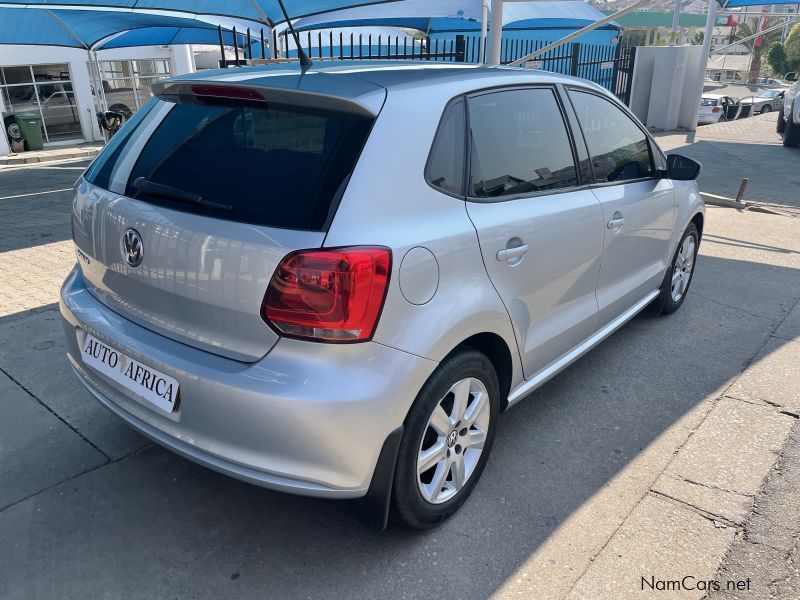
[61,61,704,530]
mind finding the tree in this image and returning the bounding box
[734,17,785,83]
[786,23,800,71]
[767,42,788,76]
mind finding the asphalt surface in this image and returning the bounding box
[709,421,800,599]
[1,160,799,599]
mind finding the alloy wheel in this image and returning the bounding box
[417,377,491,504]
[671,235,696,302]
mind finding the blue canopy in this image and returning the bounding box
[721,0,800,5]
[0,7,261,50]
[0,1,404,25]
[292,1,618,34]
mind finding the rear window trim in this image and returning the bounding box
[423,96,468,200]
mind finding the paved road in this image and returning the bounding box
[655,113,800,206]
[0,159,88,318]
[709,421,800,600]
[1,162,800,599]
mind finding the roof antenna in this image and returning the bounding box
[276,0,313,69]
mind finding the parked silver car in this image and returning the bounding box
[740,89,785,114]
[777,72,800,147]
[61,62,704,530]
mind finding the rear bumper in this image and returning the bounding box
[60,267,436,498]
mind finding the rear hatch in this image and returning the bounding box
[72,72,384,362]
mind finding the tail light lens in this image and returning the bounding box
[261,247,391,342]
[712,107,721,113]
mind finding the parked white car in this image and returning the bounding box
[698,94,738,125]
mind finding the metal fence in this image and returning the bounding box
[276,31,638,105]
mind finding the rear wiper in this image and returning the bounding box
[132,177,233,211]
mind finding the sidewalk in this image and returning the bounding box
[0,142,102,166]
[654,114,800,207]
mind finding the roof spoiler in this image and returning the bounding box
[152,80,383,118]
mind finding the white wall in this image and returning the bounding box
[630,45,703,131]
[0,90,10,155]
[1,45,100,145]
[0,43,195,156]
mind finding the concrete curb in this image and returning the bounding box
[0,149,100,166]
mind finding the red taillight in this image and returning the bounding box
[261,247,391,343]
[711,107,721,113]
[190,85,265,102]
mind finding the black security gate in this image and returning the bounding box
[271,30,638,105]
[498,41,637,106]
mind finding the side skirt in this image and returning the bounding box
[506,289,660,407]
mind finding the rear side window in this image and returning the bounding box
[701,98,718,106]
[568,90,654,184]
[467,88,578,198]
[425,100,465,195]
[87,100,373,231]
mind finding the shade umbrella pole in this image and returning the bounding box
[488,0,503,65]
[479,0,488,64]
[688,0,719,131]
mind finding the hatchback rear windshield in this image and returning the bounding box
[85,99,374,231]
[700,98,718,106]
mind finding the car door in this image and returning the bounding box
[465,86,605,379]
[566,88,675,330]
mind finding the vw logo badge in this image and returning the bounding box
[446,430,458,448]
[122,228,144,268]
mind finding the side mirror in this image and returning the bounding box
[786,72,798,82]
[666,154,701,181]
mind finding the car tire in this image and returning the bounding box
[647,222,699,317]
[782,112,800,148]
[391,348,499,529]
[4,116,22,141]
[762,104,772,113]
[777,109,786,133]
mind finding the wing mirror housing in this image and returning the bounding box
[785,72,798,82]
[666,154,701,181]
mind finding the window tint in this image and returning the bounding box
[426,100,465,195]
[467,88,578,198]
[87,99,373,231]
[569,90,653,183]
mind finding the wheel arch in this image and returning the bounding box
[444,332,515,412]
[690,211,704,241]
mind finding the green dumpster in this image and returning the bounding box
[16,113,44,151]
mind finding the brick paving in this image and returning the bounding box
[654,114,800,207]
[0,160,85,319]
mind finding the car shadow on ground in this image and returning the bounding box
[1,248,798,599]
[0,160,86,253]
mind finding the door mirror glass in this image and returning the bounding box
[666,154,700,181]
[785,72,798,82]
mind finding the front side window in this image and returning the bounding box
[467,88,578,198]
[569,90,654,184]
[426,99,466,195]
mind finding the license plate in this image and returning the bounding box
[80,332,180,414]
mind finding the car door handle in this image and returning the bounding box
[607,213,625,230]
[496,244,529,261]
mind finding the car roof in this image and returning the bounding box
[163,60,606,115]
